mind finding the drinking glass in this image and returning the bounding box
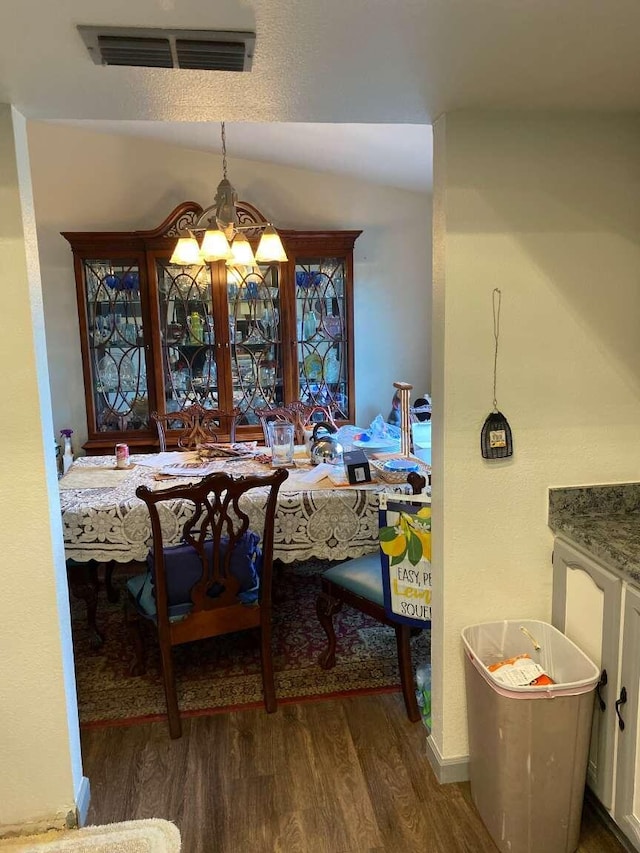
[268,422,295,467]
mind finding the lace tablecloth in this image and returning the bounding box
[60,454,414,564]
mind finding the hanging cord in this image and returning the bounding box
[221,121,228,180]
[492,288,502,412]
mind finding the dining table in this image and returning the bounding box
[59,450,425,646]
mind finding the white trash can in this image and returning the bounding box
[461,620,600,853]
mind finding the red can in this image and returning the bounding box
[115,443,130,468]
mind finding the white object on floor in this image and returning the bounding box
[0,819,181,852]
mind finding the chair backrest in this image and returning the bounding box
[151,403,239,451]
[135,467,288,645]
[255,406,298,446]
[288,401,338,443]
[256,401,338,446]
[406,472,426,495]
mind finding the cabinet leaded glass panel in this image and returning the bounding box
[83,259,149,432]
[296,258,348,419]
[228,265,282,425]
[156,261,218,413]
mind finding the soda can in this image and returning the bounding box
[115,443,130,469]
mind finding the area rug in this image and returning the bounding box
[0,819,180,852]
[71,560,430,727]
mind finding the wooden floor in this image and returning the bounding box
[82,693,626,853]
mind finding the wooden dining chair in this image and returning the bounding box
[316,472,428,722]
[288,400,339,441]
[126,466,288,738]
[255,401,338,446]
[151,403,240,451]
[254,405,297,446]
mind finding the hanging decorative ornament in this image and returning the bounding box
[481,288,513,459]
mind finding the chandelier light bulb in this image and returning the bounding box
[200,229,233,261]
[170,236,202,265]
[229,233,256,266]
[255,225,288,263]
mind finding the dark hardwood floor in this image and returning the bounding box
[81,693,626,853]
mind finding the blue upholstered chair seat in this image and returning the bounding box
[322,553,384,607]
[127,573,192,622]
[128,532,262,622]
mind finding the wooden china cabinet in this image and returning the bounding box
[63,201,361,453]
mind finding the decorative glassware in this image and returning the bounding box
[267,422,295,467]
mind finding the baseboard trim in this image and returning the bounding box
[75,776,91,827]
[584,789,637,853]
[425,734,470,784]
[0,809,74,839]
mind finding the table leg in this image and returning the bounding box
[103,561,120,603]
[66,560,104,649]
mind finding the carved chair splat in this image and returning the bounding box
[151,403,240,451]
[127,466,288,738]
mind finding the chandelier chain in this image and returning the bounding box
[221,122,228,181]
[492,287,501,411]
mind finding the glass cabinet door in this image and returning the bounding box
[83,259,149,432]
[296,258,349,419]
[156,261,218,414]
[66,204,359,452]
[227,265,282,426]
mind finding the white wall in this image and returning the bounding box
[0,106,83,833]
[431,111,640,761]
[26,122,432,450]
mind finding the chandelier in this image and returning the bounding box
[169,122,288,267]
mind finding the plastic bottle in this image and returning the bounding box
[61,429,74,474]
[54,438,63,478]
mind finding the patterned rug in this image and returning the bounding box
[71,559,431,727]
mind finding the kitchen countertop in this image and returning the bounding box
[548,483,640,585]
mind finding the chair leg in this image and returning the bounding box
[316,591,342,670]
[395,624,421,722]
[67,561,104,650]
[259,621,277,713]
[158,637,181,738]
[103,560,120,603]
[124,603,147,676]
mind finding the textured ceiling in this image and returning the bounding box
[3,0,640,187]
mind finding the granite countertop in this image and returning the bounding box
[548,483,640,585]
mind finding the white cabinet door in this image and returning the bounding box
[614,584,640,849]
[552,536,622,810]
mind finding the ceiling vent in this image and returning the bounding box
[77,27,255,72]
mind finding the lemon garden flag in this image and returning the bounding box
[379,496,432,628]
